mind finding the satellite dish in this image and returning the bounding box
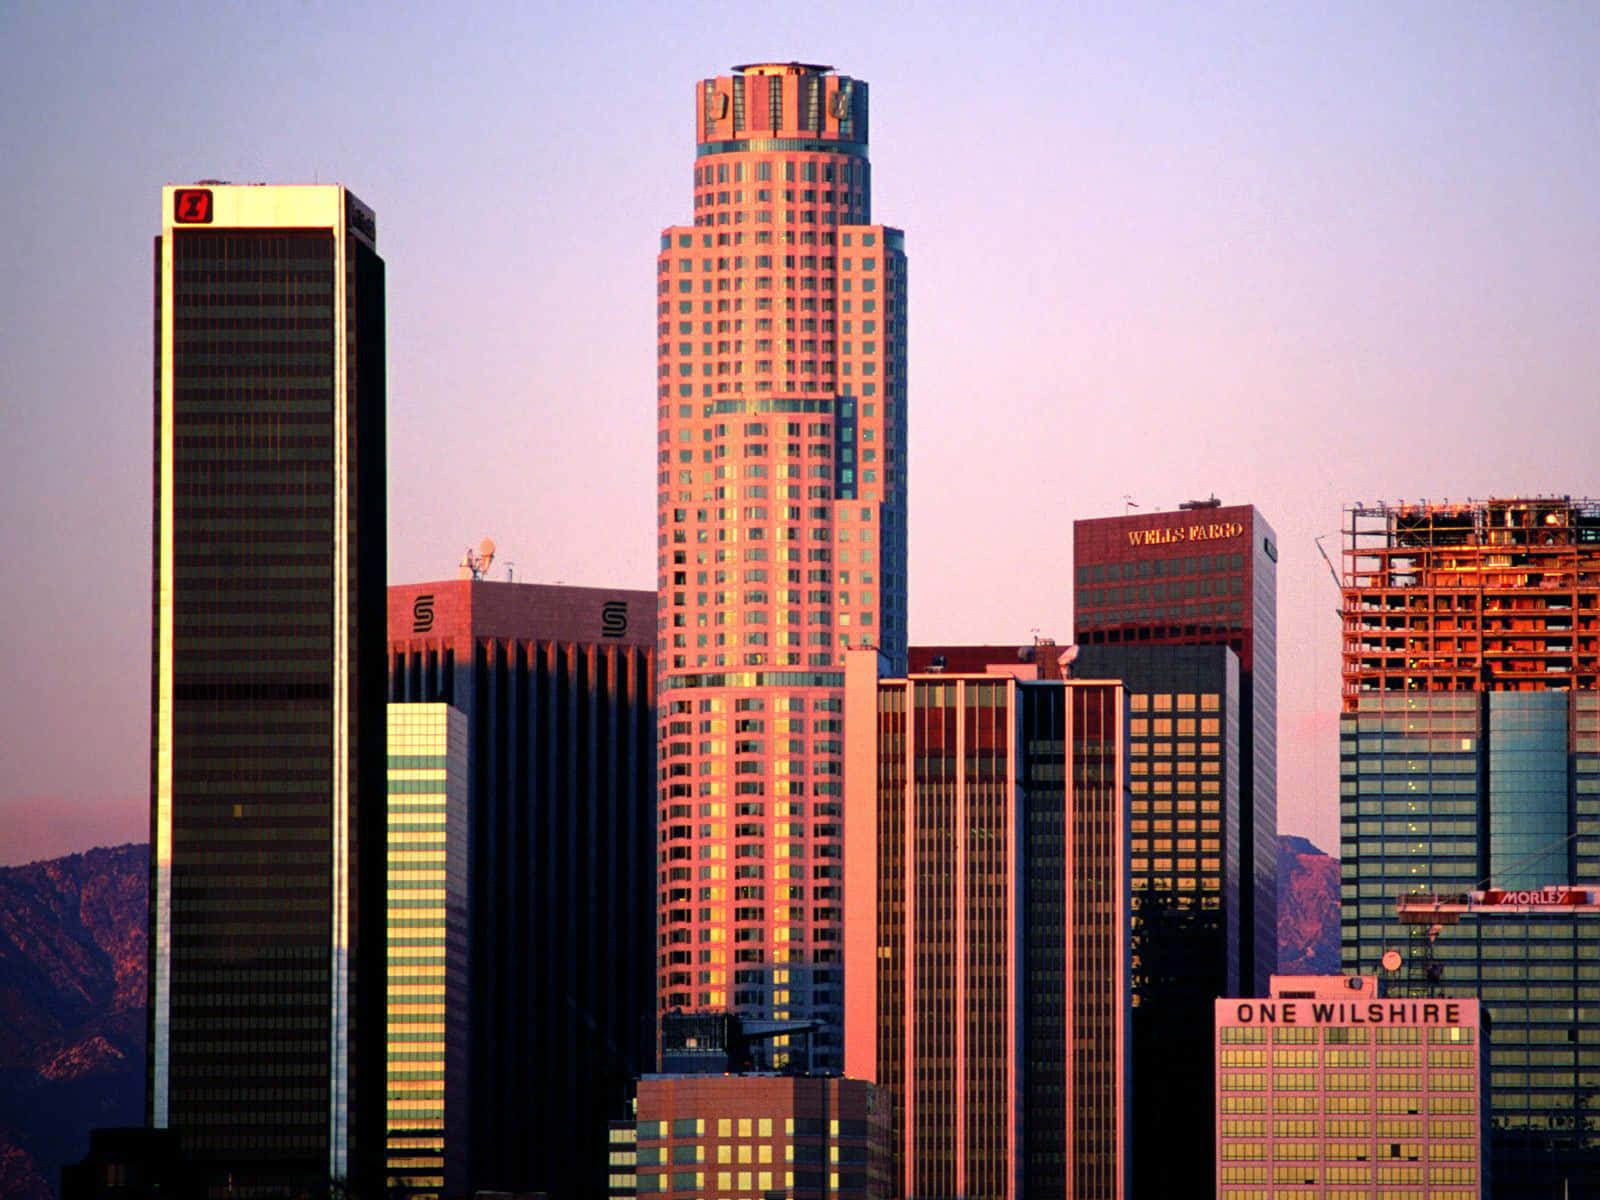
[1060,644,1080,666]
[1380,949,1403,973]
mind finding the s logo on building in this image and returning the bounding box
[173,189,213,224]
[601,600,627,639]
[412,594,435,634]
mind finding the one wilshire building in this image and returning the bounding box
[1339,497,1600,1199]
[149,185,387,1196]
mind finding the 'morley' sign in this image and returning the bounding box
[1474,886,1591,906]
[1228,999,1466,1026]
[1127,521,1244,547]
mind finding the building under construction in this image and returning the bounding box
[1339,499,1600,1200]
[1342,496,1600,705]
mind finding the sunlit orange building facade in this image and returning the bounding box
[843,652,1130,1200]
[654,62,908,1069]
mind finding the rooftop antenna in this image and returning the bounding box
[458,537,497,580]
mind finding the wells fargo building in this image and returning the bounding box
[654,62,908,1068]
[148,184,388,1194]
[1075,502,1279,996]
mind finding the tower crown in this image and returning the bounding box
[696,65,866,150]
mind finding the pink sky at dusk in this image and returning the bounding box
[4,2,1599,864]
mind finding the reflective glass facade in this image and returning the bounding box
[843,659,1128,1200]
[1074,504,1278,998]
[1075,644,1241,1199]
[387,581,656,1199]
[1340,500,1600,1199]
[1340,692,1600,1198]
[385,704,468,1199]
[149,185,387,1197]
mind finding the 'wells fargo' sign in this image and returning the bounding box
[1127,521,1244,548]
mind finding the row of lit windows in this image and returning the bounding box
[1220,1116,1477,1137]
[1221,1069,1477,1092]
[1221,1095,1476,1114]
[1220,1165,1475,1184]
[1221,1026,1475,1044]
[1218,1048,1475,1066]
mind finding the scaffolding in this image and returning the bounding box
[1341,497,1600,709]
[1393,888,1600,996]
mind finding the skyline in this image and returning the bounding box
[7,2,1600,862]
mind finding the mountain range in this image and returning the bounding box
[0,844,146,1200]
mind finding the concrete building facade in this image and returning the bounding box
[654,61,909,1068]
[1215,975,1485,1199]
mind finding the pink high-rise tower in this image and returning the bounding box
[654,62,908,1069]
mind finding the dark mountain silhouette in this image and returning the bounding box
[0,843,147,1199]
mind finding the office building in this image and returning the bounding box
[1075,499,1279,996]
[1338,497,1600,1198]
[911,639,1243,1196]
[654,61,908,1068]
[843,652,1129,1200]
[1074,643,1242,1200]
[148,183,387,1196]
[615,1074,886,1200]
[384,704,468,1199]
[387,577,656,1198]
[1215,975,1485,1199]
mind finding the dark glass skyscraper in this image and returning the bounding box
[1074,501,1278,996]
[387,578,657,1199]
[149,185,387,1195]
[1073,643,1241,1200]
[1339,497,1600,1200]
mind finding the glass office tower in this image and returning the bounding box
[1075,501,1278,997]
[655,62,908,1069]
[843,654,1129,1200]
[387,579,656,1199]
[1339,498,1600,1200]
[385,704,468,1200]
[149,184,387,1196]
[1074,644,1242,1200]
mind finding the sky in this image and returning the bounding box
[3,1,1598,863]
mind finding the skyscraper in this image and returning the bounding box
[149,184,387,1194]
[1074,500,1279,994]
[843,653,1130,1200]
[1072,643,1242,1200]
[1338,497,1600,1199]
[654,62,908,1068]
[387,577,656,1198]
